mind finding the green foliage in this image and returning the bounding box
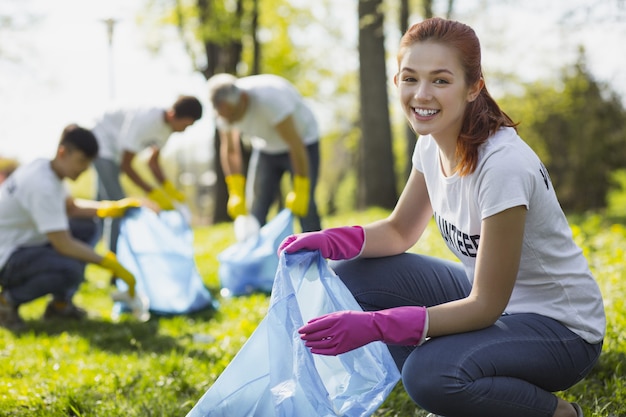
[500,49,626,212]
[316,119,361,216]
[161,0,247,46]
[250,0,308,78]
[1,209,624,416]
[607,169,626,220]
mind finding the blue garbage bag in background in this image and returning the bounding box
[186,251,401,417]
[217,209,293,296]
[115,207,216,316]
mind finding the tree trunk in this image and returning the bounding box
[357,0,397,209]
[195,0,252,224]
[400,0,415,180]
[251,0,260,74]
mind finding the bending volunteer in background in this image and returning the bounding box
[207,73,322,233]
[91,95,203,253]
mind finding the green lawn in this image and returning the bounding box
[0,208,624,416]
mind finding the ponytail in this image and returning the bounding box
[456,86,518,176]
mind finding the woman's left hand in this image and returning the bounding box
[298,306,428,356]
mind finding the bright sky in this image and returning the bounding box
[458,0,626,96]
[0,0,212,164]
[1,0,625,164]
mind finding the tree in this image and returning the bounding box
[357,0,397,209]
[501,50,626,212]
[166,0,254,223]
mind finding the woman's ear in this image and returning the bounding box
[468,77,485,102]
[393,73,399,87]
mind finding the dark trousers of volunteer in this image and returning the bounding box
[0,218,98,305]
[249,142,321,232]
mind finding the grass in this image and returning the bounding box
[1,208,625,416]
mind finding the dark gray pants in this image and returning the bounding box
[0,219,98,305]
[93,157,125,252]
[248,142,321,232]
[330,253,602,417]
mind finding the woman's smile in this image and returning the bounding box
[413,107,440,119]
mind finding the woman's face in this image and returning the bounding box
[395,40,480,143]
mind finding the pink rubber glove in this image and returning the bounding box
[278,226,365,260]
[298,306,428,356]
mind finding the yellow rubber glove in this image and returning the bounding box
[96,198,142,218]
[99,252,136,297]
[163,180,186,203]
[225,174,247,219]
[148,187,175,210]
[285,175,310,217]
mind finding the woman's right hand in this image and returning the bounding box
[278,226,365,260]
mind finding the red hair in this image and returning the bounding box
[398,17,518,176]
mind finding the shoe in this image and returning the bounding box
[572,403,584,417]
[427,404,581,417]
[0,292,25,331]
[43,301,87,320]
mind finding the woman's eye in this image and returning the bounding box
[434,79,449,85]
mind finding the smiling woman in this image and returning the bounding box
[279,17,604,417]
[395,41,483,176]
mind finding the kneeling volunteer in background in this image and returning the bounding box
[0,124,139,331]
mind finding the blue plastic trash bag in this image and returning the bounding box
[114,207,216,316]
[218,209,293,296]
[186,251,401,417]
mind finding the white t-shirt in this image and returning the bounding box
[91,107,172,163]
[217,74,319,154]
[0,159,69,269]
[413,127,605,343]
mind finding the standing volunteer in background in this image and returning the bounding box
[280,17,604,417]
[91,95,203,253]
[0,124,138,330]
[207,73,322,232]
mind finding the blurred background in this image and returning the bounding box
[1,0,625,225]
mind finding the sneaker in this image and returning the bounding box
[572,403,584,417]
[0,293,25,331]
[43,301,87,320]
